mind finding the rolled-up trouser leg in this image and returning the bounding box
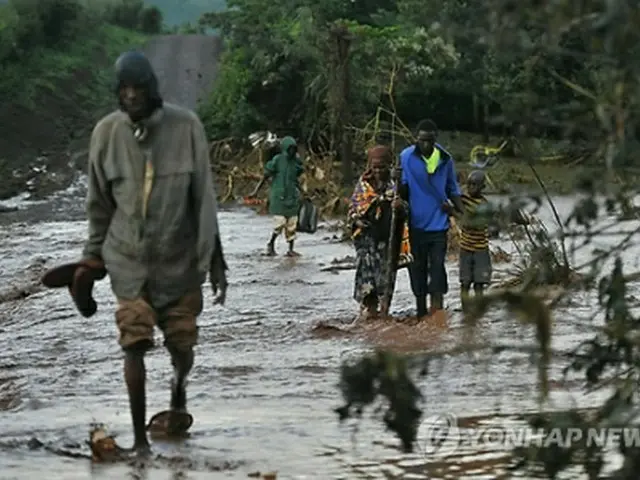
[273,216,287,238]
[284,216,297,243]
[158,289,203,351]
[115,297,157,352]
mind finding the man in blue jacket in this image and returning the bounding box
[397,119,464,319]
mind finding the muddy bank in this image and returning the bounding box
[0,33,221,202]
[0,185,635,478]
[0,25,150,201]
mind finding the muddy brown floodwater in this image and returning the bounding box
[1,180,639,479]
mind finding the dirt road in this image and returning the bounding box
[143,34,223,111]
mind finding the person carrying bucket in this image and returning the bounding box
[248,135,304,257]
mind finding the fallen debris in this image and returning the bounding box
[320,255,356,273]
[88,424,126,462]
[248,471,277,479]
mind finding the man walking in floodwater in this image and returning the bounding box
[42,50,228,454]
[397,119,463,320]
[249,136,304,256]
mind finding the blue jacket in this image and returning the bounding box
[400,143,461,232]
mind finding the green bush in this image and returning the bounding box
[138,6,163,34]
[0,0,160,65]
[8,0,83,52]
[0,5,20,63]
[102,1,163,34]
[103,0,144,30]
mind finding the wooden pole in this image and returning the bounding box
[382,161,400,314]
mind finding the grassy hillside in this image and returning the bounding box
[144,0,225,26]
[0,1,151,199]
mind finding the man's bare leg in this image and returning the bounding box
[430,293,444,312]
[286,240,300,256]
[379,300,389,318]
[460,284,471,313]
[169,346,194,412]
[124,349,150,453]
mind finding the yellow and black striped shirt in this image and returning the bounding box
[459,193,489,251]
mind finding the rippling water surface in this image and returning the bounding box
[1,180,638,479]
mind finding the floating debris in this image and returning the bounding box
[247,471,277,479]
[87,424,126,462]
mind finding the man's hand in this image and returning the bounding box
[210,260,227,305]
[41,257,107,317]
[392,197,404,210]
[210,236,228,305]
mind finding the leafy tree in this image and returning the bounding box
[198,0,458,149]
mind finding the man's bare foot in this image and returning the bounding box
[357,304,378,322]
[285,250,300,257]
[414,309,448,328]
[430,308,448,325]
[266,245,276,256]
[133,441,151,456]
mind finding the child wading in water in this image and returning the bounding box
[458,170,494,312]
[458,170,527,311]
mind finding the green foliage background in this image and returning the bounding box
[194,0,637,175]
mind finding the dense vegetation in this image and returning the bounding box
[197,0,640,187]
[0,0,161,199]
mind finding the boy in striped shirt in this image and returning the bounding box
[457,170,529,311]
[458,170,494,312]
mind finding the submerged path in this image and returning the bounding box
[0,184,627,478]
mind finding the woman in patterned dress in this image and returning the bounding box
[348,145,412,320]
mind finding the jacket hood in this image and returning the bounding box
[280,136,297,152]
[114,50,162,114]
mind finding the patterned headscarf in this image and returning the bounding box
[363,145,392,181]
[349,143,412,261]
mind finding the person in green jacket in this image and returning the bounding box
[249,136,304,256]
